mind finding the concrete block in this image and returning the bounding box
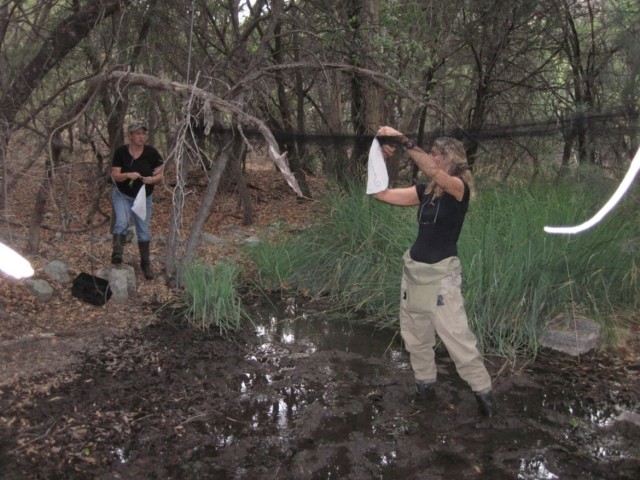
[541,314,601,356]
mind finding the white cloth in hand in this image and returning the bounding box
[366,138,389,194]
[132,186,147,220]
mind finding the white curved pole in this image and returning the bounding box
[0,242,34,279]
[544,147,640,235]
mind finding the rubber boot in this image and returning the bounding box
[474,389,496,417]
[138,241,154,280]
[415,380,436,401]
[111,234,127,265]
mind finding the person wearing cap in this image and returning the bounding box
[110,120,164,280]
[373,126,496,418]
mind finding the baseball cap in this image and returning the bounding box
[128,120,148,133]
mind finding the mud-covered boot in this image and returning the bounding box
[111,234,127,265]
[138,241,154,280]
[474,389,496,417]
[415,380,436,401]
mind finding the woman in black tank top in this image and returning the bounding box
[372,127,496,418]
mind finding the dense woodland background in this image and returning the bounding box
[1,0,639,281]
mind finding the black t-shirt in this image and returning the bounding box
[112,144,164,197]
[409,181,470,264]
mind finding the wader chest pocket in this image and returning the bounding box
[404,282,439,315]
[402,253,454,315]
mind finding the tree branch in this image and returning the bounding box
[105,70,304,197]
[0,0,129,126]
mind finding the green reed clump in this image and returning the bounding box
[248,179,639,356]
[249,183,414,324]
[460,183,639,355]
[178,260,248,334]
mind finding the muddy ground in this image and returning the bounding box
[1,163,639,479]
[1,295,639,480]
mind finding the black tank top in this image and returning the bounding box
[409,182,470,264]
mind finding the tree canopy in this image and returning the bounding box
[1,0,638,275]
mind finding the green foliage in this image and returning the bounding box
[461,183,639,355]
[177,260,248,335]
[249,182,414,324]
[248,179,639,357]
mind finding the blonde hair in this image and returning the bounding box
[425,137,474,199]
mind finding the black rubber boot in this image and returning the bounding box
[111,234,127,265]
[415,380,436,401]
[138,241,154,280]
[475,389,496,417]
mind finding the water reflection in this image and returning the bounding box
[518,455,559,479]
[113,447,128,464]
[252,299,404,358]
[227,297,639,478]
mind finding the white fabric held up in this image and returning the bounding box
[0,242,34,279]
[544,146,640,234]
[366,137,389,194]
[132,186,147,221]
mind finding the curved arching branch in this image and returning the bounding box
[105,70,304,197]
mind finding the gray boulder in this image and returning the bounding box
[44,259,72,283]
[541,314,602,356]
[243,236,262,246]
[25,278,54,302]
[200,233,229,246]
[614,410,640,428]
[96,265,137,304]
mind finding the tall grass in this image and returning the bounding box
[248,180,639,356]
[461,184,639,355]
[249,183,415,326]
[177,260,248,334]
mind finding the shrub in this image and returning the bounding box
[178,260,248,334]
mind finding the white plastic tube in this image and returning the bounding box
[544,147,640,235]
[0,242,34,279]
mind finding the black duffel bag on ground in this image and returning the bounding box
[71,272,112,306]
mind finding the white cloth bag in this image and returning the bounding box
[132,186,147,220]
[366,137,389,194]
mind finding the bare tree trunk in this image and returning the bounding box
[181,132,233,269]
[338,0,385,181]
[271,19,311,197]
[0,0,128,213]
[319,71,349,181]
[293,30,312,198]
[344,0,368,180]
[84,140,111,226]
[164,119,193,284]
[0,121,8,214]
[559,0,614,165]
[27,136,59,253]
[230,133,252,225]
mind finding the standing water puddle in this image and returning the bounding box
[207,298,640,479]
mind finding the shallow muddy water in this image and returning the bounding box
[1,297,639,479]
[234,299,640,479]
